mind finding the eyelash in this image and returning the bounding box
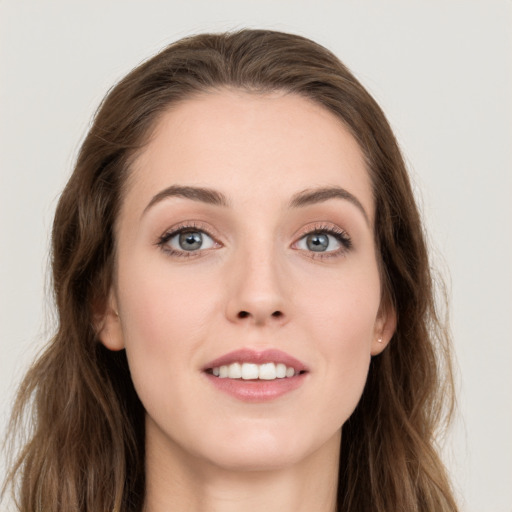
[155,222,352,259]
[294,223,352,260]
[156,222,217,258]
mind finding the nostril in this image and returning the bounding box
[236,310,283,319]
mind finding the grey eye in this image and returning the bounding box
[306,233,329,251]
[179,231,203,250]
[168,230,215,252]
[297,232,342,253]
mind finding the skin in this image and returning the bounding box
[99,90,396,512]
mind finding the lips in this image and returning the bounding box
[203,348,308,373]
[202,348,308,402]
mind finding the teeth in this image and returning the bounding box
[241,363,259,380]
[258,362,276,380]
[276,363,286,378]
[228,362,242,379]
[211,362,299,380]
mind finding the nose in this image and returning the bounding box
[225,248,288,326]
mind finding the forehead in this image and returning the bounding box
[124,89,373,220]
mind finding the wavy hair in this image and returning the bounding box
[3,29,458,511]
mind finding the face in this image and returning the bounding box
[100,90,395,473]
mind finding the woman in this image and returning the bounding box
[3,29,458,511]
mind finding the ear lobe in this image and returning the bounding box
[93,291,125,351]
[371,302,397,356]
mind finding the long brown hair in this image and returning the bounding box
[3,29,458,511]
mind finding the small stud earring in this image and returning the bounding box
[377,337,383,343]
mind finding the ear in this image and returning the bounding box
[93,289,125,351]
[371,300,397,356]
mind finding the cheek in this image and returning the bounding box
[115,258,219,406]
[297,264,381,417]
[300,260,381,346]
[119,256,216,344]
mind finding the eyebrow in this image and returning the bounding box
[142,184,369,225]
[142,185,229,216]
[289,186,370,225]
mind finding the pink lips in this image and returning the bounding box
[203,348,308,403]
[203,348,308,373]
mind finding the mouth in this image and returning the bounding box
[206,362,306,380]
[202,348,308,402]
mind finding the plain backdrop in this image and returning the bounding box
[1,1,511,511]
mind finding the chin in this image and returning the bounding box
[195,424,340,473]
[208,445,300,472]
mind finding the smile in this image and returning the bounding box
[208,362,301,380]
[203,348,308,402]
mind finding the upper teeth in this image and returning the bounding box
[212,362,297,380]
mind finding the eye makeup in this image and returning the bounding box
[292,222,352,261]
[155,221,221,258]
[155,219,352,261]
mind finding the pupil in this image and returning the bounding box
[307,233,329,252]
[179,231,202,251]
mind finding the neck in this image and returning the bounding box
[143,421,340,512]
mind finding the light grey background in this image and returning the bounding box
[1,1,511,511]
